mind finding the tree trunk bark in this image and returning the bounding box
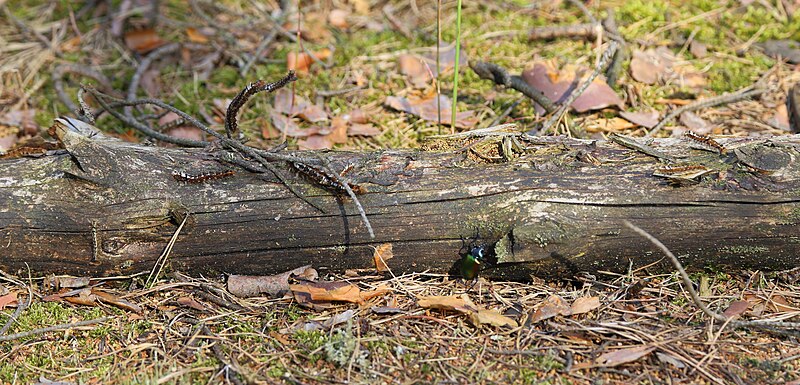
[2,118,799,279]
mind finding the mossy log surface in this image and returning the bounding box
[2,118,800,279]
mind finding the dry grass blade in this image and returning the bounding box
[145,213,189,288]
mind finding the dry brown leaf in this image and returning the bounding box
[469,309,519,328]
[124,28,167,54]
[584,117,636,133]
[348,123,381,136]
[630,47,705,88]
[529,295,571,323]
[186,27,209,44]
[0,292,17,310]
[1,109,39,134]
[290,282,389,304]
[743,292,798,313]
[619,110,661,129]
[385,95,477,128]
[348,108,369,124]
[177,296,207,311]
[326,117,348,144]
[399,54,432,87]
[298,135,333,150]
[328,9,350,29]
[570,296,600,315]
[596,346,655,367]
[373,243,393,272]
[630,49,671,84]
[270,111,308,137]
[299,104,329,123]
[288,49,332,74]
[0,134,18,153]
[399,43,468,88]
[680,111,711,134]
[417,295,478,313]
[64,289,98,307]
[522,62,624,113]
[772,104,790,131]
[228,265,318,298]
[92,289,142,313]
[689,41,708,58]
[767,294,797,312]
[722,300,751,318]
[274,88,306,115]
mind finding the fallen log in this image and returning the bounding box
[1,118,799,279]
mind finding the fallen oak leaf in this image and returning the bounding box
[597,346,655,367]
[522,61,624,113]
[469,309,518,328]
[0,292,17,310]
[570,296,600,315]
[722,300,750,318]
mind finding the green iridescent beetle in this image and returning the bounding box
[461,243,487,281]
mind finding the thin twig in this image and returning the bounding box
[469,61,556,113]
[624,221,800,335]
[539,41,619,135]
[84,85,209,147]
[85,85,373,232]
[126,42,181,116]
[53,64,113,115]
[602,10,627,88]
[567,0,597,25]
[0,317,109,342]
[646,88,765,137]
[240,0,287,76]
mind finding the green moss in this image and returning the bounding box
[707,55,773,93]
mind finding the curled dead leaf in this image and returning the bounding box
[290,281,390,304]
[124,28,167,54]
[522,62,624,113]
[385,94,477,128]
[570,296,600,315]
[228,265,318,298]
[469,309,519,328]
[417,295,478,313]
[529,295,571,323]
[373,243,393,272]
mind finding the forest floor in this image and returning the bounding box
[1,0,800,384]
